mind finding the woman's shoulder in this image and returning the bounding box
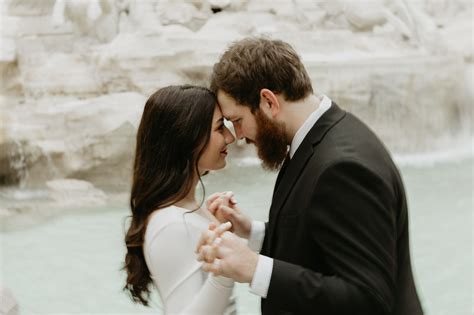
[145,205,207,241]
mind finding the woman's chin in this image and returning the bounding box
[214,159,227,170]
[200,163,226,175]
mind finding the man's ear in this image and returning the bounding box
[259,89,281,117]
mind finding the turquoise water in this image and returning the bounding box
[1,157,472,314]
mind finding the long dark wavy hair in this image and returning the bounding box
[123,85,216,306]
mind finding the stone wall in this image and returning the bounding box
[0,0,472,190]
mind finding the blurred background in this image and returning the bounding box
[0,0,472,314]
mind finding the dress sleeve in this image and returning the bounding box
[146,221,234,315]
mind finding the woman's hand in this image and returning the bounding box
[206,191,252,239]
[206,191,237,209]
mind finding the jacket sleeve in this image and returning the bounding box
[266,160,397,315]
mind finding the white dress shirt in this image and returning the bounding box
[248,95,332,298]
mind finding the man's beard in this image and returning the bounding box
[254,110,289,171]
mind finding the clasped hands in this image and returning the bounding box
[195,192,258,284]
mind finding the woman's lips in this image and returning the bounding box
[220,148,228,155]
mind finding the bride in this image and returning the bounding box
[123,85,237,314]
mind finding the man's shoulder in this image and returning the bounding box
[308,116,398,179]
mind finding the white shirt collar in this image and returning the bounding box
[289,95,332,159]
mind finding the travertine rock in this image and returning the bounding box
[21,53,103,96]
[0,0,471,191]
[0,285,19,315]
[1,93,146,190]
[46,178,107,206]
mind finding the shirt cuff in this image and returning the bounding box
[248,220,265,252]
[249,255,273,298]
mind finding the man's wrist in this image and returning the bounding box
[244,252,259,283]
[242,220,252,239]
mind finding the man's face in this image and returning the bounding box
[217,90,258,143]
[217,90,288,171]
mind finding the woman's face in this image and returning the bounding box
[198,105,235,173]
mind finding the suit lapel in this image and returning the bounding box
[265,103,346,254]
[274,154,290,191]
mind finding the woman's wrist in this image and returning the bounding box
[211,274,234,288]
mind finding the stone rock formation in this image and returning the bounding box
[0,0,471,192]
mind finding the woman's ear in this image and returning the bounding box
[259,88,281,117]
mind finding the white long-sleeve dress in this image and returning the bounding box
[143,205,236,315]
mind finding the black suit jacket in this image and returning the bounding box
[260,103,423,315]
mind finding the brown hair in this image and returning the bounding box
[210,37,313,112]
[123,85,216,306]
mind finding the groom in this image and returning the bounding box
[197,38,423,315]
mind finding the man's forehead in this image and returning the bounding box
[217,91,248,117]
[222,106,246,121]
[220,106,236,119]
[219,101,240,118]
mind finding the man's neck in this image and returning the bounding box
[283,94,321,142]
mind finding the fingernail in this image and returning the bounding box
[212,237,222,245]
[221,221,232,229]
[216,222,230,233]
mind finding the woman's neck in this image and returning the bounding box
[173,174,219,223]
[174,176,200,211]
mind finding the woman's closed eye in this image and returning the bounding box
[217,123,225,132]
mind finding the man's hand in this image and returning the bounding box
[207,191,252,239]
[195,221,233,257]
[197,230,259,284]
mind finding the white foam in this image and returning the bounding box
[394,138,474,167]
[232,138,474,169]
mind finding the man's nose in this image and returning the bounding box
[234,125,244,140]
